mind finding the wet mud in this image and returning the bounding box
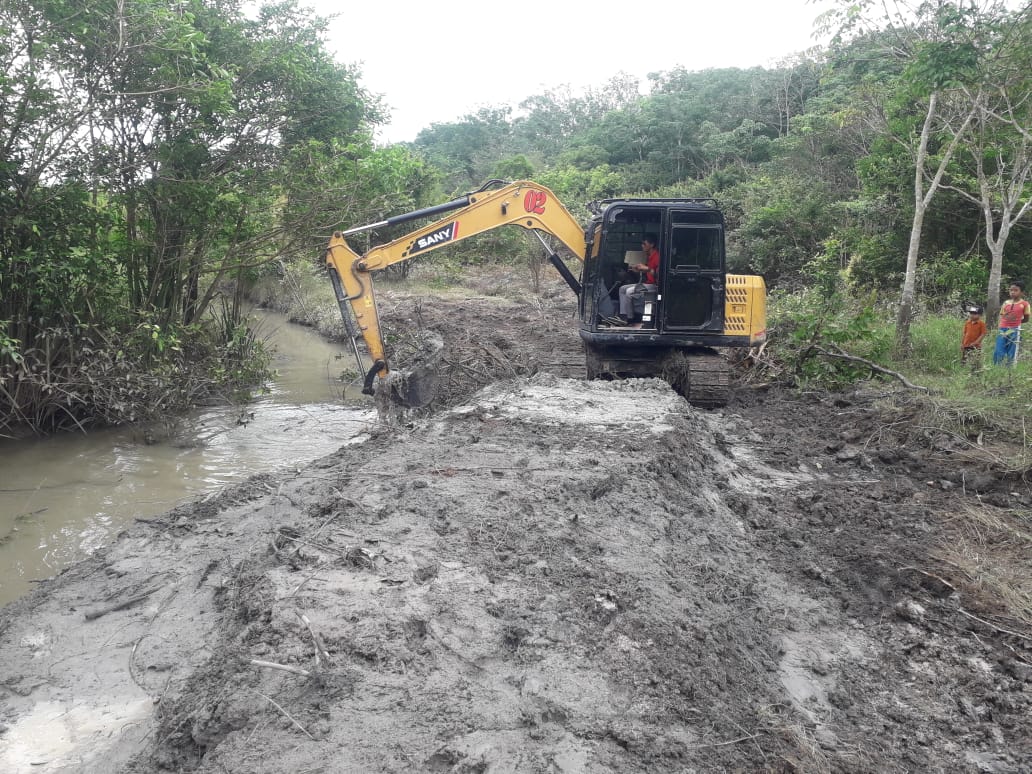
[0,291,1030,773]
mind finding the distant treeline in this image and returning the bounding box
[405,1,1032,324]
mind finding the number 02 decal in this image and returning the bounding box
[523,189,547,215]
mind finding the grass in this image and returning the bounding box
[800,311,1032,452]
[892,316,1032,441]
[937,504,1032,631]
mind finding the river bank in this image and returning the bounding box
[0,310,372,604]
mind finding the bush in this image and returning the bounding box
[767,287,892,387]
[0,317,271,436]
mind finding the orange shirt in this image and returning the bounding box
[961,319,987,348]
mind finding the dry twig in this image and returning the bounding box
[252,689,315,740]
[250,659,311,678]
[84,585,163,621]
[295,611,333,668]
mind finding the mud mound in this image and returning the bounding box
[377,291,584,411]
[132,375,834,772]
[1,376,1029,773]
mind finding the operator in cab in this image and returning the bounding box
[614,234,660,325]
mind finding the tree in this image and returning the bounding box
[413,107,513,191]
[948,9,1032,322]
[0,0,391,392]
[822,0,990,353]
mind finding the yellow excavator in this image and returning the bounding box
[325,180,765,407]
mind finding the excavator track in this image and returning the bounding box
[583,346,730,408]
[663,350,730,408]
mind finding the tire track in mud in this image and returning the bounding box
[1,375,1028,773]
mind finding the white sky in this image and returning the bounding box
[312,0,836,143]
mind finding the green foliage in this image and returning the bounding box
[0,0,389,431]
[537,165,626,213]
[915,251,989,310]
[492,155,534,180]
[699,120,773,170]
[205,300,273,396]
[768,287,891,387]
[0,321,22,365]
[725,174,835,281]
[413,107,514,191]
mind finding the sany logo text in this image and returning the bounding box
[409,222,459,254]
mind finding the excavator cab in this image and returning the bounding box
[579,198,763,407]
[582,199,726,334]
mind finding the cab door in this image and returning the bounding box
[662,220,725,331]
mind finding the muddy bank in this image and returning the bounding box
[1,371,1028,773]
[0,309,372,605]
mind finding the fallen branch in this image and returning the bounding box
[897,566,956,596]
[84,585,162,621]
[295,611,333,668]
[250,659,311,677]
[813,344,929,392]
[134,516,170,527]
[286,571,327,599]
[685,732,761,750]
[957,607,1031,643]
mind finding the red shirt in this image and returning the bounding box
[644,248,660,284]
[999,299,1029,328]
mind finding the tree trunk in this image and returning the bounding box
[894,94,938,357]
[986,241,1005,326]
[894,203,926,354]
[983,183,1009,328]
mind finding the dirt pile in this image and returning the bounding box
[1,372,1028,773]
[375,288,584,411]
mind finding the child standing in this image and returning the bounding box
[961,305,987,367]
[993,281,1030,366]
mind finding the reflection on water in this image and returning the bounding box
[0,310,374,604]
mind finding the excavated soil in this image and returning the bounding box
[1,289,1030,774]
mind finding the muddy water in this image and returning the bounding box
[0,310,374,605]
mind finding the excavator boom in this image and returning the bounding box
[325,180,587,394]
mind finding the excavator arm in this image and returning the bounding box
[325,180,588,395]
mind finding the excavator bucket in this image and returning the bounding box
[373,331,444,409]
[379,365,438,408]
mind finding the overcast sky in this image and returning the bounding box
[310,0,836,143]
